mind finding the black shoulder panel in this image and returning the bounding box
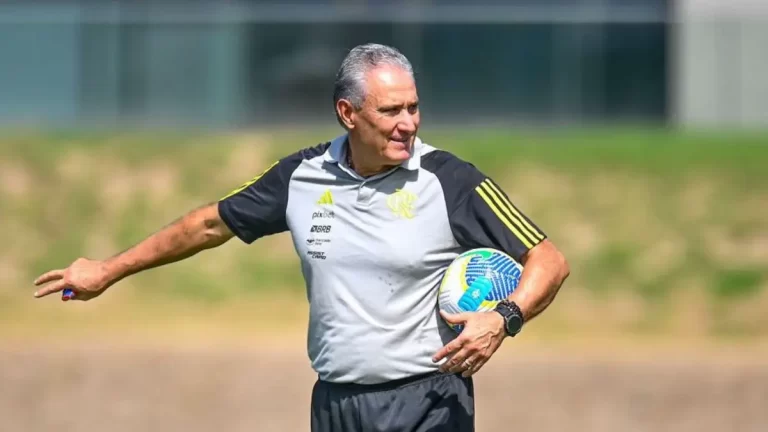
[218,142,331,244]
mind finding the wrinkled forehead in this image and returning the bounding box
[362,65,418,105]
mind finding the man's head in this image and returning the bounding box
[333,44,420,173]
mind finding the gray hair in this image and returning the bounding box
[333,43,414,128]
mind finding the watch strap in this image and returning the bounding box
[495,299,524,337]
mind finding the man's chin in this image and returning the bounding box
[385,150,412,164]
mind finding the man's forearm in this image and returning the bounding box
[103,203,233,284]
[509,240,570,322]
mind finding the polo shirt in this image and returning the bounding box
[218,134,547,384]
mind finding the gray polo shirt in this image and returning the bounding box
[218,134,547,384]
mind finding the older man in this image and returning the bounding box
[33,43,570,431]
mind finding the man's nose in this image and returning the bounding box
[398,113,417,134]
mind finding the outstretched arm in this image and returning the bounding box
[33,202,234,301]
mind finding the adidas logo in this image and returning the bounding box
[317,189,334,205]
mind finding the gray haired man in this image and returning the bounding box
[33,43,570,431]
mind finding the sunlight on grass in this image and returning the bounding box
[2,127,767,343]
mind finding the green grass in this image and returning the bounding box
[711,269,764,300]
[2,126,767,341]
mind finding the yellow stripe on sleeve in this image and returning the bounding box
[483,179,545,241]
[475,186,534,249]
[219,160,279,201]
[478,180,540,246]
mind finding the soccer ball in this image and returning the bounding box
[438,248,524,332]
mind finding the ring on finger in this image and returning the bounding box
[462,358,481,376]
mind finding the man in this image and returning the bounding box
[33,43,570,431]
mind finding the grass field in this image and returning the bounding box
[1,127,767,344]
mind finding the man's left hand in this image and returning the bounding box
[432,310,507,377]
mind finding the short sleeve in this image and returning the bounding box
[217,142,332,243]
[421,149,547,262]
[451,176,547,262]
[217,159,289,244]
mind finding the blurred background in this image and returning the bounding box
[1,1,767,431]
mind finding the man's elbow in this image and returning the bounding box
[554,247,570,284]
[527,239,570,284]
[196,203,234,247]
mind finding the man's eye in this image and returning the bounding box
[408,105,419,114]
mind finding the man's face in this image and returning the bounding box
[345,65,420,166]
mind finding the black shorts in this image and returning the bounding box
[310,371,475,432]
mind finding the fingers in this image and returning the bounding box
[439,310,469,325]
[435,311,504,376]
[33,269,65,286]
[462,356,488,378]
[442,345,478,374]
[461,354,491,378]
[432,335,466,364]
[435,333,476,374]
[456,354,481,376]
[441,354,467,374]
[34,279,70,298]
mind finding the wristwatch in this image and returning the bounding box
[494,300,525,337]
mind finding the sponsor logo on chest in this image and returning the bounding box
[306,189,335,259]
[310,224,332,234]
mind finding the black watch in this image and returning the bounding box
[494,300,525,337]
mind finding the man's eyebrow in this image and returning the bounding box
[378,103,403,111]
[379,101,419,110]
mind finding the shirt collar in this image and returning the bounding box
[323,133,422,172]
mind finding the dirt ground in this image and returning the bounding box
[2,338,767,432]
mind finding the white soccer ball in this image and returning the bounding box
[438,248,524,332]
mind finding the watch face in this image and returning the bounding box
[506,315,523,334]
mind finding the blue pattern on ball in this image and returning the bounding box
[463,252,521,302]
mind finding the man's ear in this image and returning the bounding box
[336,99,357,130]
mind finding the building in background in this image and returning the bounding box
[673,0,768,129]
[0,0,763,130]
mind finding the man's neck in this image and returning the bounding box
[346,140,393,178]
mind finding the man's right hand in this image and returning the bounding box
[33,258,113,301]
[31,202,234,302]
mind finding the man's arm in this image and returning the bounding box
[436,237,569,377]
[445,175,570,321]
[425,154,570,375]
[105,203,235,281]
[509,239,570,323]
[33,203,235,300]
[33,145,312,301]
